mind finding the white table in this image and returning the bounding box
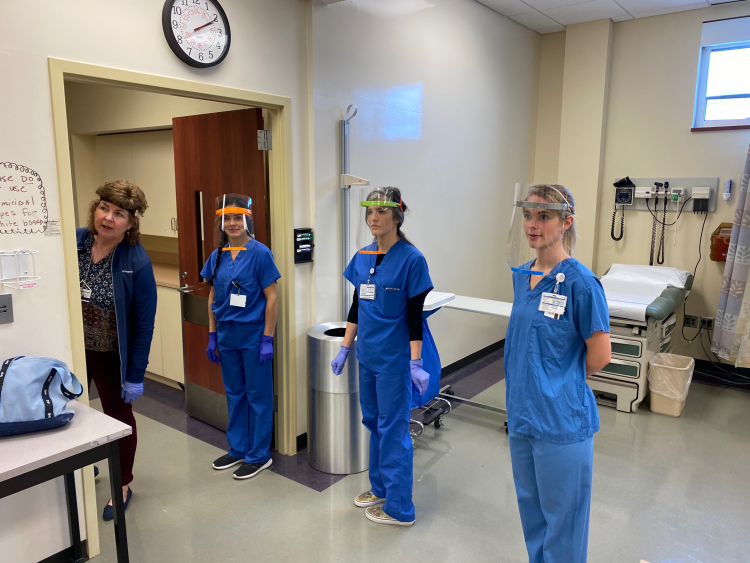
[444,295,513,318]
[0,402,132,562]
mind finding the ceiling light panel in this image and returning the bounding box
[616,0,707,13]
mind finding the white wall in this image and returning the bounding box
[312,0,540,366]
[0,1,311,560]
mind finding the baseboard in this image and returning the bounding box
[145,371,183,390]
[296,432,307,452]
[440,339,505,379]
[40,540,88,563]
[693,359,750,391]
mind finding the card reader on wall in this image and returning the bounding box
[294,228,314,264]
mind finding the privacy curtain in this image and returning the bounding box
[712,142,750,366]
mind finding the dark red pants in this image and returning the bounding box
[85,350,137,486]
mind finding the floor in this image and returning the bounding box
[89,352,750,563]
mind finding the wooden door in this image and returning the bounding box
[173,108,268,418]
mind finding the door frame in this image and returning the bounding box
[49,57,298,556]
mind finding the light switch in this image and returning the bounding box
[0,294,13,324]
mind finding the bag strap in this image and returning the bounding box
[0,357,21,404]
[60,372,84,400]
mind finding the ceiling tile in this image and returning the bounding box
[524,0,594,10]
[538,24,568,32]
[616,0,707,13]
[510,9,565,29]
[631,1,711,18]
[611,13,635,21]
[475,0,536,17]
[543,0,628,25]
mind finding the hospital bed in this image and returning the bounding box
[589,266,692,413]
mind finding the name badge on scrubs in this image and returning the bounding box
[539,292,567,319]
[360,284,376,300]
[230,293,247,308]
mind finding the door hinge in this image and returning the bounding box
[257,130,272,151]
[273,395,278,413]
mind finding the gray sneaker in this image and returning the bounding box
[233,459,273,480]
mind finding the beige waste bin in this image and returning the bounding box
[648,353,695,417]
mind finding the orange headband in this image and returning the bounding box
[216,207,252,216]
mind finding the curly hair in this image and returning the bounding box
[87,180,148,245]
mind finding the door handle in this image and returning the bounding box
[178,284,193,294]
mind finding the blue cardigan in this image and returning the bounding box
[76,228,157,385]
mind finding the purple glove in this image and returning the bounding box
[331,345,351,376]
[121,381,144,404]
[260,335,274,363]
[207,332,220,364]
[410,359,430,396]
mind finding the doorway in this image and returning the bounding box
[49,58,298,557]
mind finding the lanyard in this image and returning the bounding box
[83,244,113,286]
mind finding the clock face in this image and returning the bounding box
[162,0,231,68]
[615,187,634,205]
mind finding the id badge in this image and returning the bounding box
[230,293,247,308]
[80,282,92,302]
[360,284,376,300]
[539,292,567,319]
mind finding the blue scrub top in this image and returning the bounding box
[200,239,281,324]
[344,240,433,374]
[504,258,610,444]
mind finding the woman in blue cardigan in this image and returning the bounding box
[76,180,157,520]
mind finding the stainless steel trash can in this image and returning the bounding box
[307,322,369,474]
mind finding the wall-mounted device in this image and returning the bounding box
[612,177,636,241]
[693,187,711,213]
[0,293,12,324]
[294,228,314,264]
[0,249,40,290]
[615,187,634,205]
[635,187,653,199]
[723,179,732,201]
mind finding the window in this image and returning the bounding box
[693,17,750,130]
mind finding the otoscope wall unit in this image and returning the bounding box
[613,178,719,213]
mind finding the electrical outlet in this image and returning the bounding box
[701,317,714,331]
[684,314,699,328]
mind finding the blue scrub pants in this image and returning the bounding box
[359,364,415,522]
[508,430,594,563]
[217,320,273,464]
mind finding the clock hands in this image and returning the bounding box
[193,14,218,32]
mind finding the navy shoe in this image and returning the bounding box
[94,466,99,478]
[102,487,132,522]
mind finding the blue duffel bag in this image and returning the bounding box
[0,356,83,437]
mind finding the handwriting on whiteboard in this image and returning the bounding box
[0,162,48,234]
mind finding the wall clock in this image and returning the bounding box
[162,0,231,68]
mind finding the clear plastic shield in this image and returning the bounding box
[506,183,569,276]
[214,193,253,248]
[356,187,402,254]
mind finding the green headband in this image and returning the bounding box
[360,200,399,208]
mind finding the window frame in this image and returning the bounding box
[693,41,750,131]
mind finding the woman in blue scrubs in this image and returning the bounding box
[331,187,433,527]
[504,184,611,563]
[202,194,280,480]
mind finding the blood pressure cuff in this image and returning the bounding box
[0,356,83,437]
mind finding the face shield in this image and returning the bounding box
[506,183,570,275]
[357,187,403,254]
[214,193,253,248]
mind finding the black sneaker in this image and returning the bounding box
[233,459,273,480]
[212,454,244,470]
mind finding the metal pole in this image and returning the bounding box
[340,105,357,320]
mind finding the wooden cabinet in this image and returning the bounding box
[96,130,178,238]
[146,286,185,384]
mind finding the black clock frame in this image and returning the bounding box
[162,0,231,68]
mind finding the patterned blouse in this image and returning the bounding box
[79,233,119,352]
